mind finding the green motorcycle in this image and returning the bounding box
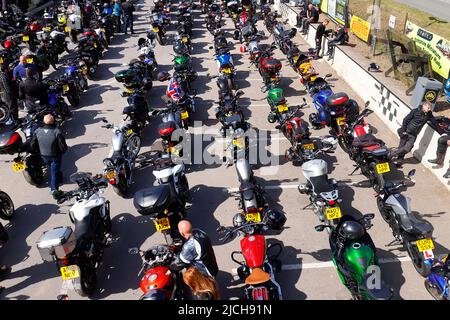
[173,55,197,92]
[315,214,394,300]
[265,86,290,124]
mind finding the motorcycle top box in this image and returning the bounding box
[301,159,328,180]
[0,131,22,155]
[261,58,282,73]
[133,185,176,217]
[241,25,256,37]
[37,226,77,262]
[325,92,349,111]
[115,69,137,83]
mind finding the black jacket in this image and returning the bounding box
[307,7,319,23]
[31,124,67,157]
[122,2,135,17]
[0,71,17,107]
[400,107,438,136]
[315,24,331,40]
[19,78,48,110]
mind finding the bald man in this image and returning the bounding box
[13,55,39,82]
[31,114,67,198]
[171,220,218,278]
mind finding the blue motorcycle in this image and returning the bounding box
[445,77,450,103]
[214,48,237,97]
[425,254,450,300]
[44,78,73,123]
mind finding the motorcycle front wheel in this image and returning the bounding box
[0,191,14,220]
[337,136,350,155]
[112,174,128,198]
[424,279,446,300]
[126,134,142,159]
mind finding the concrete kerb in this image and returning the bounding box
[273,0,450,191]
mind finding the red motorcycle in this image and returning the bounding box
[218,215,285,300]
[23,20,43,52]
[136,245,184,300]
[258,45,282,86]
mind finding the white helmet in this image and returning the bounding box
[140,46,153,55]
[43,12,51,19]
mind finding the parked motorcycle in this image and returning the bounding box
[376,169,434,276]
[424,254,450,300]
[0,190,14,220]
[37,172,111,299]
[315,214,394,300]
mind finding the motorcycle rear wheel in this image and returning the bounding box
[126,134,142,159]
[0,104,9,124]
[405,241,430,277]
[112,175,128,198]
[76,261,97,297]
[369,163,384,193]
[424,279,446,300]
[23,166,44,187]
[0,191,14,220]
[67,91,80,107]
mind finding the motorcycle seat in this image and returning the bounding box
[361,146,389,157]
[352,134,384,148]
[245,267,271,285]
[273,97,286,105]
[74,213,97,241]
[360,274,392,300]
[399,213,433,236]
[223,113,242,127]
[308,175,335,194]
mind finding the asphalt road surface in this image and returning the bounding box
[0,0,449,300]
[393,0,450,22]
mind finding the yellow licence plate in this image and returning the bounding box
[302,143,314,150]
[63,84,70,92]
[233,137,245,148]
[245,212,261,223]
[153,27,159,32]
[60,265,80,280]
[100,28,106,32]
[65,26,71,32]
[325,207,342,220]
[168,146,180,155]
[181,111,189,119]
[23,35,30,42]
[105,171,116,179]
[277,104,288,112]
[43,27,51,32]
[182,37,189,43]
[126,88,133,93]
[93,42,97,48]
[336,117,345,125]
[222,68,232,74]
[416,238,435,253]
[376,162,390,174]
[0,57,4,64]
[12,161,25,172]
[27,58,33,63]
[154,217,171,231]
[126,129,133,135]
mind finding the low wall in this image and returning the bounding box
[273,1,450,190]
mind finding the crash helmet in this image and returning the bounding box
[58,16,67,26]
[146,31,156,41]
[264,209,287,230]
[339,220,365,240]
[232,213,244,227]
[173,43,188,55]
[3,40,13,49]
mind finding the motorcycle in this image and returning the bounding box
[258,45,282,86]
[315,214,394,300]
[133,152,190,245]
[149,11,169,45]
[37,172,111,299]
[59,62,89,107]
[424,254,450,300]
[101,118,142,197]
[74,36,100,79]
[215,90,246,136]
[135,244,184,300]
[0,189,14,221]
[273,23,297,55]
[298,159,342,230]
[217,220,284,300]
[376,169,434,276]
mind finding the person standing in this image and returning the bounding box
[112,0,123,33]
[428,116,450,178]
[301,3,319,35]
[12,56,39,82]
[314,18,330,58]
[18,68,47,114]
[0,64,18,121]
[171,220,219,278]
[390,101,439,166]
[31,114,67,198]
[122,0,135,35]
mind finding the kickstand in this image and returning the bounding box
[302,202,313,210]
[386,238,402,246]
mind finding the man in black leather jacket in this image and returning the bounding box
[390,101,439,165]
[170,220,219,278]
[428,116,450,178]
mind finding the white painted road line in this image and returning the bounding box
[227,184,299,193]
[231,256,412,274]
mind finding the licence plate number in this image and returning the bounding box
[277,104,288,112]
[302,143,314,150]
[233,137,245,148]
[63,84,70,92]
[416,238,435,253]
[182,37,189,43]
[245,212,261,223]
[153,27,159,32]
[126,88,133,93]
[12,161,25,172]
[222,68,232,74]
[154,217,171,231]
[23,36,30,42]
[93,42,97,48]
[376,162,390,174]
[325,207,342,220]
[0,57,4,64]
[336,117,345,125]
[60,265,80,280]
[181,111,189,119]
[65,26,71,32]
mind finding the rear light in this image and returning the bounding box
[7,132,20,146]
[300,78,304,84]
[252,287,269,300]
[109,178,116,185]
[60,258,69,266]
[321,121,327,125]
[328,200,335,205]
[159,127,175,136]
[247,206,258,213]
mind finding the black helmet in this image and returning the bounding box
[146,31,156,40]
[264,209,287,230]
[173,42,188,55]
[209,4,219,11]
[339,221,364,240]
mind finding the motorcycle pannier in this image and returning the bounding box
[262,58,282,73]
[325,92,349,109]
[36,227,76,262]
[133,185,173,217]
[0,131,23,155]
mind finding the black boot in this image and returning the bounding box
[428,153,445,166]
[444,167,450,179]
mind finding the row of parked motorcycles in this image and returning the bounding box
[264,12,444,299]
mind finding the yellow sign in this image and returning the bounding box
[325,207,342,220]
[245,213,261,223]
[405,20,450,78]
[321,0,328,14]
[350,15,371,43]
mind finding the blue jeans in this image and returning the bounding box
[41,156,62,191]
[123,16,134,34]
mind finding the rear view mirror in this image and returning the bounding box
[314,225,325,232]
[325,73,332,78]
[236,90,244,97]
[364,213,375,220]
[209,46,213,49]
[364,101,370,108]
[407,169,416,178]
[102,119,108,123]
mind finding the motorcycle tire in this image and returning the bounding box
[182,118,189,130]
[76,261,97,297]
[376,197,391,224]
[23,164,44,187]
[179,174,191,203]
[156,33,163,46]
[0,191,14,220]
[424,279,445,300]
[67,91,80,107]
[126,133,142,159]
[0,104,10,124]
[405,240,430,277]
[369,163,384,193]
[337,136,350,155]
[112,175,128,198]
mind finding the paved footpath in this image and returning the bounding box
[0,0,448,299]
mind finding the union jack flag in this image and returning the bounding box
[166,80,182,101]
